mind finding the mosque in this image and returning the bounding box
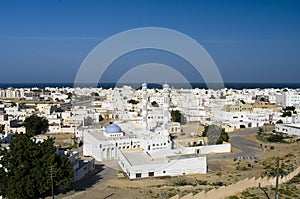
[82,83,229,179]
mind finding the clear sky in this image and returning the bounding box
[0,0,300,83]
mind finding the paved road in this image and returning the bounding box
[207,127,269,161]
[54,160,118,199]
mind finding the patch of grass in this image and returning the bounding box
[256,134,266,142]
[212,181,225,186]
[267,134,287,143]
[173,178,190,186]
[257,132,291,143]
[192,189,202,195]
[197,180,208,185]
[287,173,300,184]
[227,196,239,199]
[279,188,293,196]
[241,191,252,197]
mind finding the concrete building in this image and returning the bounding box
[81,83,230,179]
[118,149,206,179]
[275,123,300,137]
[276,91,300,107]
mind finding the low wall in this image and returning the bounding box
[171,166,300,199]
[181,143,231,155]
[74,159,95,181]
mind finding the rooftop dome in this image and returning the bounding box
[105,123,122,134]
[163,83,169,89]
[142,82,147,88]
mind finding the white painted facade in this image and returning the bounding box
[276,91,300,107]
[275,123,300,137]
[118,149,207,179]
[81,83,232,179]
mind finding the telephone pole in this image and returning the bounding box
[275,157,280,199]
[50,166,54,199]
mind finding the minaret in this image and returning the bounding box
[162,83,170,137]
[142,83,148,131]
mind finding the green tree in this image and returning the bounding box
[151,101,159,107]
[281,106,295,117]
[258,127,264,135]
[0,134,73,199]
[67,92,73,99]
[127,99,139,104]
[202,125,229,144]
[171,110,182,123]
[10,102,17,107]
[281,111,292,117]
[202,125,209,137]
[284,106,295,112]
[217,129,229,144]
[23,114,49,137]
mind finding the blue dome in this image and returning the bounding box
[105,123,122,134]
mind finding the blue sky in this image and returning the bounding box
[0,0,300,83]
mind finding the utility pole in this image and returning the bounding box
[275,157,280,199]
[50,166,54,199]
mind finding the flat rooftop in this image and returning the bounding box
[279,123,300,130]
[167,153,205,160]
[121,149,165,165]
[121,148,206,166]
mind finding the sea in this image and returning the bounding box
[0,83,300,90]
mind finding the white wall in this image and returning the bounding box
[118,151,207,179]
[176,143,231,155]
[275,124,300,137]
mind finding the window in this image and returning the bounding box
[136,173,142,178]
[163,171,166,174]
[148,172,154,177]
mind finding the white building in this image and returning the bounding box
[82,83,231,179]
[276,91,300,107]
[275,123,300,137]
[118,149,206,179]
